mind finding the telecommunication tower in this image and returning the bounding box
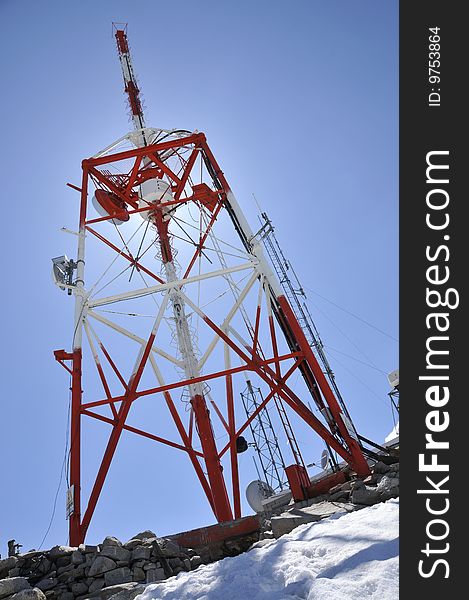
[53,25,370,545]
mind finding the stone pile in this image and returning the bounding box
[0,531,203,600]
[264,459,399,538]
[1,461,399,597]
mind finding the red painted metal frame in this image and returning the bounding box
[58,132,370,545]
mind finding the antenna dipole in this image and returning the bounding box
[113,23,147,145]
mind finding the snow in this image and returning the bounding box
[385,422,399,443]
[136,499,399,600]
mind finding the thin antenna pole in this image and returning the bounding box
[113,23,148,146]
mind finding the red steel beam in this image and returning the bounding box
[79,325,157,541]
[69,348,82,546]
[86,226,164,284]
[81,352,302,411]
[85,133,203,167]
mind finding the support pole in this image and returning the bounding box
[68,168,88,545]
[69,348,82,546]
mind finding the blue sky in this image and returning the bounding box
[0,0,398,553]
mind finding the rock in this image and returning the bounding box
[329,481,352,495]
[0,577,30,599]
[9,568,22,577]
[372,461,391,474]
[168,557,182,568]
[104,567,132,587]
[351,480,382,505]
[66,563,86,581]
[155,539,182,557]
[87,578,105,594]
[55,556,71,568]
[106,585,147,600]
[189,556,203,569]
[363,473,384,486]
[88,556,117,577]
[100,545,131,563]
[130,546,151,562]
[70,581,88,595]
[132,567,145,582]
[57,593,74,600]
[18,552,42,560]
[78,545,98,554]
[71,550,84,565]
[132,531,157,542]
[57,563,74,576]
[9,589,47,600]
[271,501,353,538]
[35,578,57,592]
[48,546,75,560]
[145,567,166,583]
[389,462,400,472]
[102,536,122,548]
[143,562,158,571]
[329,489,351,502]
[182,558,191,571]
[122,539,142,551]
[224,537,258,556]
[57,572,72,585]
[0,556,18,578]
[84,582,143,599]
[37,558,53,576]
[377,475,399,500]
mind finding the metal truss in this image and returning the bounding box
[54,129,370,545]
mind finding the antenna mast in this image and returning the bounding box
[113,23,147,145]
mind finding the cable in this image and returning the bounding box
[308,297,386,375]
[323,345,388,375]
[328,352,389,408]
[38,382,71,550]
[129,218,151,282]
[304,285,399,343]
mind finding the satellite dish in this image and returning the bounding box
[245,480,275,513]
[320,449,329,470]
[92,189,130,225]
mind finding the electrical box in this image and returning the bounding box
[285,464,310,502]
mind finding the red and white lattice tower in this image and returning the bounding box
[54,25,370,546]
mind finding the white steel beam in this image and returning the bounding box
[87,301,182,367]
[88,261,257,308]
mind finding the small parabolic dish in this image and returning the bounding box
[320,449,329,469]
[246,480,275,513]
[92,189,130,225]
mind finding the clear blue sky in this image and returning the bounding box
[0,0,398,554]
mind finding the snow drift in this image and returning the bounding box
[136,499,399,600]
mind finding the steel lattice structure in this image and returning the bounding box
[241,380,287,492]
[54,26,370,545]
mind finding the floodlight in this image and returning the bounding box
[52,255,76,294]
